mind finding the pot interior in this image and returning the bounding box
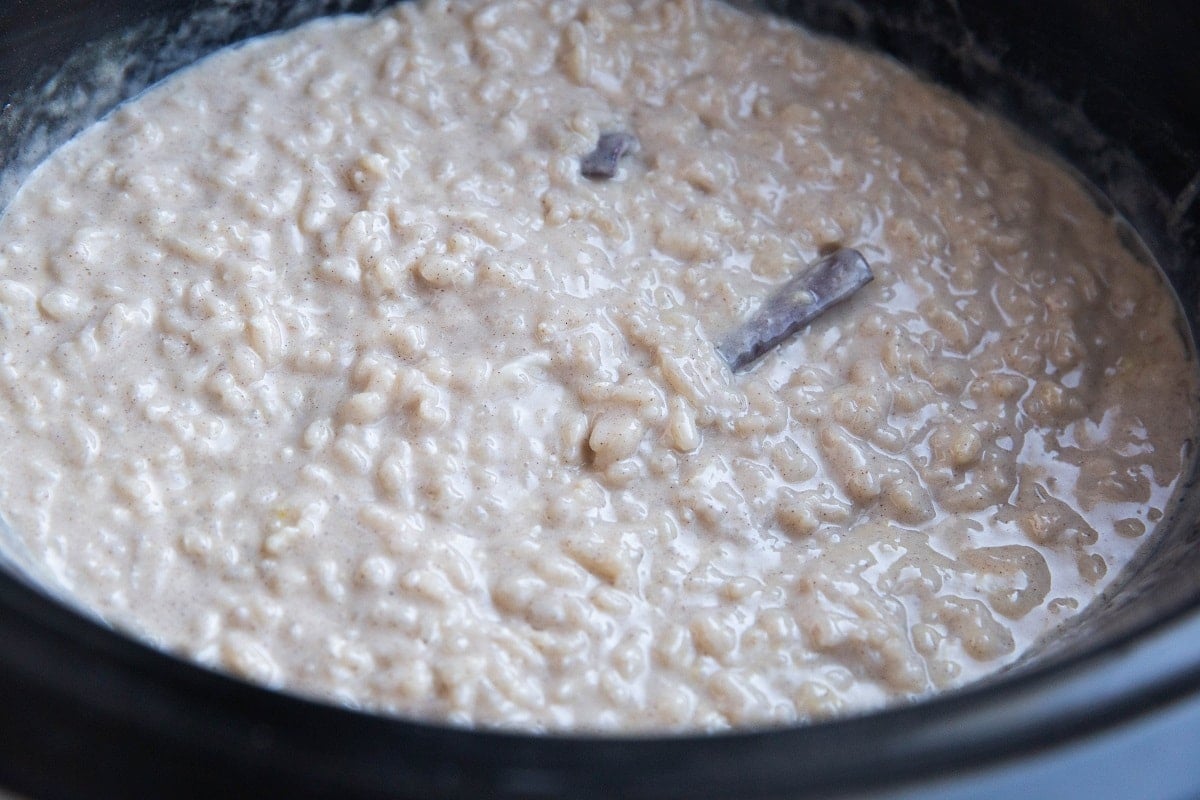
[0,0,1199,796]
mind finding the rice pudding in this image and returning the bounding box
[0,0,1194,731]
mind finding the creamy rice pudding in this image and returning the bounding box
[0,0,1194,731]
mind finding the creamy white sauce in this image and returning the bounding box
[0,0,1194,732]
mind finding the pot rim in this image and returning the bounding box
[2,562,1200,799]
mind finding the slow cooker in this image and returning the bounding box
[1,0,1199,797]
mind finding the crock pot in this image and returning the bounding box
[1,1,1199,797]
